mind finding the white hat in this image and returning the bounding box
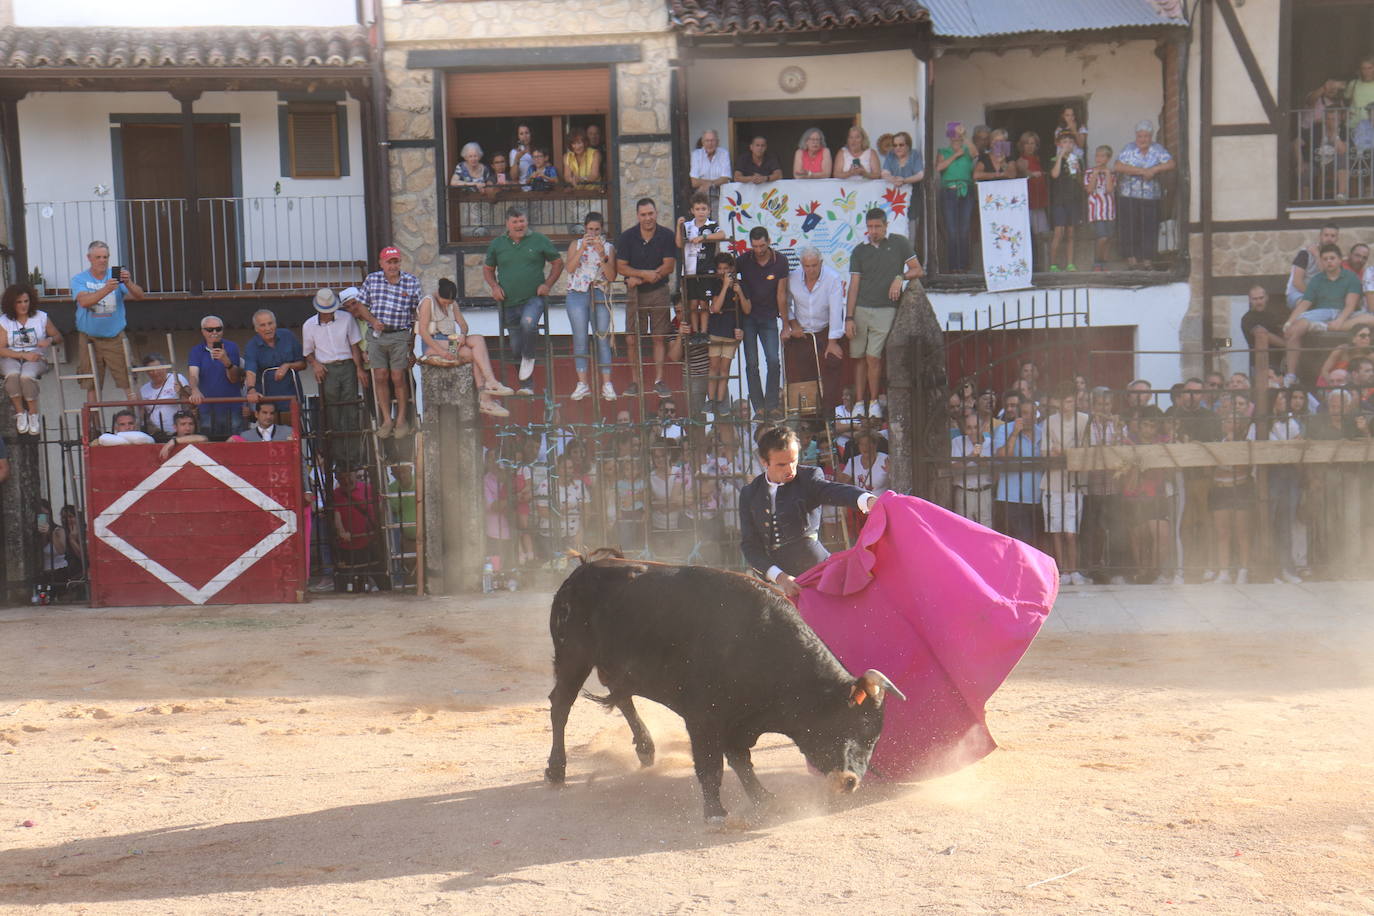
[340,286,362,303]
[313,288,339,313]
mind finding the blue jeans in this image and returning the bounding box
[940,186,973,272]
[564,288,613,374]
[502,296,546,367]
[741,313,780,411]
[1269,467,1301,573]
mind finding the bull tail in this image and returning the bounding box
[579,689,619,710]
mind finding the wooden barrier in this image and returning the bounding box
[1065,439,1374,472]
[85,441,306,608]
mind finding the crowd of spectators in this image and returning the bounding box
[946,354,1374,587]
[1294,59,1374,201]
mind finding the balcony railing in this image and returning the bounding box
[1290,106,1374,205]
[24,195,367,297]
[447,187,609,245]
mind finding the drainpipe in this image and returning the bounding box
[369,0,394,248]
[1199,0,1214,376]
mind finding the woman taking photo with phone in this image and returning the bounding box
[563,211,618,402]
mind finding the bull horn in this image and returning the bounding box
[862,669,907,703]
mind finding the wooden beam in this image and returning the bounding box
[1065,439,1374,472]
[1215,0,1279,126]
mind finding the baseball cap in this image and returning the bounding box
[339,286,362,304]
[378,246,402,262]
[313,288,339,313]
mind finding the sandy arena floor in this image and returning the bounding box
[0,582,1371,915]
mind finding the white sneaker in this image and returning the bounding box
[1281,570,1303,585]
[1070,572,1090,586]
[1214,570,1232,584]
[15,411,29,435]
[519,356,535,380]
[1235,568,1249,585]
[601,382,617,401]
[1202,569,1216,582]
[26,412,40,436]
[570,381,591,401]
[479,400,511,418]
[1059,573,1072,586]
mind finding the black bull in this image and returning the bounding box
[545,550,905,822]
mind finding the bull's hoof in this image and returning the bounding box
[635,744,656,768]
[544,766,566,785]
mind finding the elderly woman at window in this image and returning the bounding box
[793,127,832,179]
[449,142,494,192]
[833,125,881,180]
[562,129,603,189]
[1113,119,1175,267]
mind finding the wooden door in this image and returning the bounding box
[121,123,236,293]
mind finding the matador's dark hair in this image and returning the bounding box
[755,424,800,461]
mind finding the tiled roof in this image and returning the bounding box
[670,0,929,34]
[0,26,370,70]
[923,0,1186,38]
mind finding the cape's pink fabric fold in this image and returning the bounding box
[795,492,1058,779]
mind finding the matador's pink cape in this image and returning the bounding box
[794,492,1057,780]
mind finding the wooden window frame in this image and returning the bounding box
[286,102,342,180]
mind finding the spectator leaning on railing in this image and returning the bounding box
[138,353,189,439]
[733,136,782,184]
[0,282,59,436]
[302,288,368,469]
[616,198,677,399]
[243,308,305,421]
[1113,120,1175,268]
[689,129,732,217]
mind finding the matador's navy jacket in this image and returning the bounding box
[739,465,868,578]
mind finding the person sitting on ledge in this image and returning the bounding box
[416,277,513,418]
[93,408,154,446]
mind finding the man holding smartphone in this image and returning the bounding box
[188,314,245,440]
[71,240,145,402]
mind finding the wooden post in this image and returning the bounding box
[171,88,203,296]
[0,417,40,605]
[420,363,483,593]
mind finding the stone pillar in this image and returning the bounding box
[885,281,948,503]
[420,363,483,594]
[0,414,40,605]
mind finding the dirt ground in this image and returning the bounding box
[1,585,1371,915]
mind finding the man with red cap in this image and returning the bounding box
[352,246,422,438]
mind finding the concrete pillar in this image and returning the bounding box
[885,281,948,504]
[420,362,483,594]
[0,413,40,605]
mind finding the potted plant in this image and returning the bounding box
[26,267,44,295]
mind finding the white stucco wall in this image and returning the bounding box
[929,283,1193,399]
[12,0,356,27]
[686,49,925,155]
[932,41,1165,161]
[18,90,365,288]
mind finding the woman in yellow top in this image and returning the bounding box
[562,130,603,188]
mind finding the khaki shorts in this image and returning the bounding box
[366,329,413,371]
[77,333,130,391]
[708,335,739,359]
[850,305,896,359]
[628,284,671,337]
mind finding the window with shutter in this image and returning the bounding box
[288,104,341,179]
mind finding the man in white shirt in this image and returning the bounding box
[302,288,368,467]
[137,353,189,438]
[785,245,848,412]
[689,129,732,217]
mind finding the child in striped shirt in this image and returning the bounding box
[1084,144,1116,271]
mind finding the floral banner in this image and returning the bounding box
[977,178,1033,292]
[719,180,911,273]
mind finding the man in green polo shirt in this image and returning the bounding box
[483,208,563,394]
[1282,242,1369,384]
[845,208,924,414]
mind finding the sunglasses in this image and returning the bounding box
[203,326,224,333]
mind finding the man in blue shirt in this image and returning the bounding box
[188,314,245,439]
[734,226,789,418]
[243,308,305,420]
[71,240,145,402]
[993,394,1043,545]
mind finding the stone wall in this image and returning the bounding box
[380,0,676,296]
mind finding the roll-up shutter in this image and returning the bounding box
[446,68,610,118]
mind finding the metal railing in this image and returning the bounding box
[448,188,609,244]
[1290,106,1374,204]
[23,195,366,296]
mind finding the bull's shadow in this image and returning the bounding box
[0,757,901,906]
